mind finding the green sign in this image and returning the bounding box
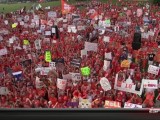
[45,51,52,62]
[105,19,110,24]
[23,40,30,45]
[81,67,90,76]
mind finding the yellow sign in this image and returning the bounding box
[12,23,17,28]
[23,40,30,45]
[121,60,130,68]
[45,51,52,62]
[104,100,121,108]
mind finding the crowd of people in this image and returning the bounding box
[0,0,160,108]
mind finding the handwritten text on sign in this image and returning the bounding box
[148,65,159,75]
[124,102,142,108]
[104,100,121,108]
[143,79,158,89]
[57,78,67,90]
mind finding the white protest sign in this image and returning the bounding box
[0,48,8,56]
[103,36,110,42]
[81,49,87,58]
[4,20,8,25]
[0,87,9,95]
[9,38,14,44]
[52,28,56,33]
[143,79,158,89]
[84,42,98,52]
[105,52,112,60]
[148,65,159,75]
[40,67,52,75]
[49,62,56,70]
[20,21,24,26]
[103,60,110,71]
[57,78,67,90]
[69,72,81,81]
[34,39,41,50]
[45,31,51,36]
[48,11,57,18]
[114,74,144,95]
[100,77,111,91]
[141,33,149,39]
[40,25,46,31]
[124,102,142,108]
[35,76,44,89]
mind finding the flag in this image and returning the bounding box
[61,0,74,14]
[12,71,22,80]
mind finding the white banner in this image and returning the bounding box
[84,42,98,52]
[143,79,158,89]
[124,102,142,108]
[57,78,67,90]
[0,48,8,56]
[148,65,159,75]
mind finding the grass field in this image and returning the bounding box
[0,0,110,13]
[0,0,153,13]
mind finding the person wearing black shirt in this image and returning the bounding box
[148,52,155,65]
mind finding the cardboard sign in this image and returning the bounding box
[103,36,110,42]
[84,42,98,52]
[45,51,52,62]
[124,102,142,108]
[40,67,52,75]
[121,60,130,68]
[70,58,81,68]
[104,100,121,108]
[69,72,81,81]
[0,87,9,95]
[114,74,144,95]
[148,65,159,75]
[81,67,90,76]
[100,77,111,91]
[143,79,158,89]
[57,78,67,90]
[0,48,8,56]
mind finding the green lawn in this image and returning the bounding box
[0,1,61,13]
